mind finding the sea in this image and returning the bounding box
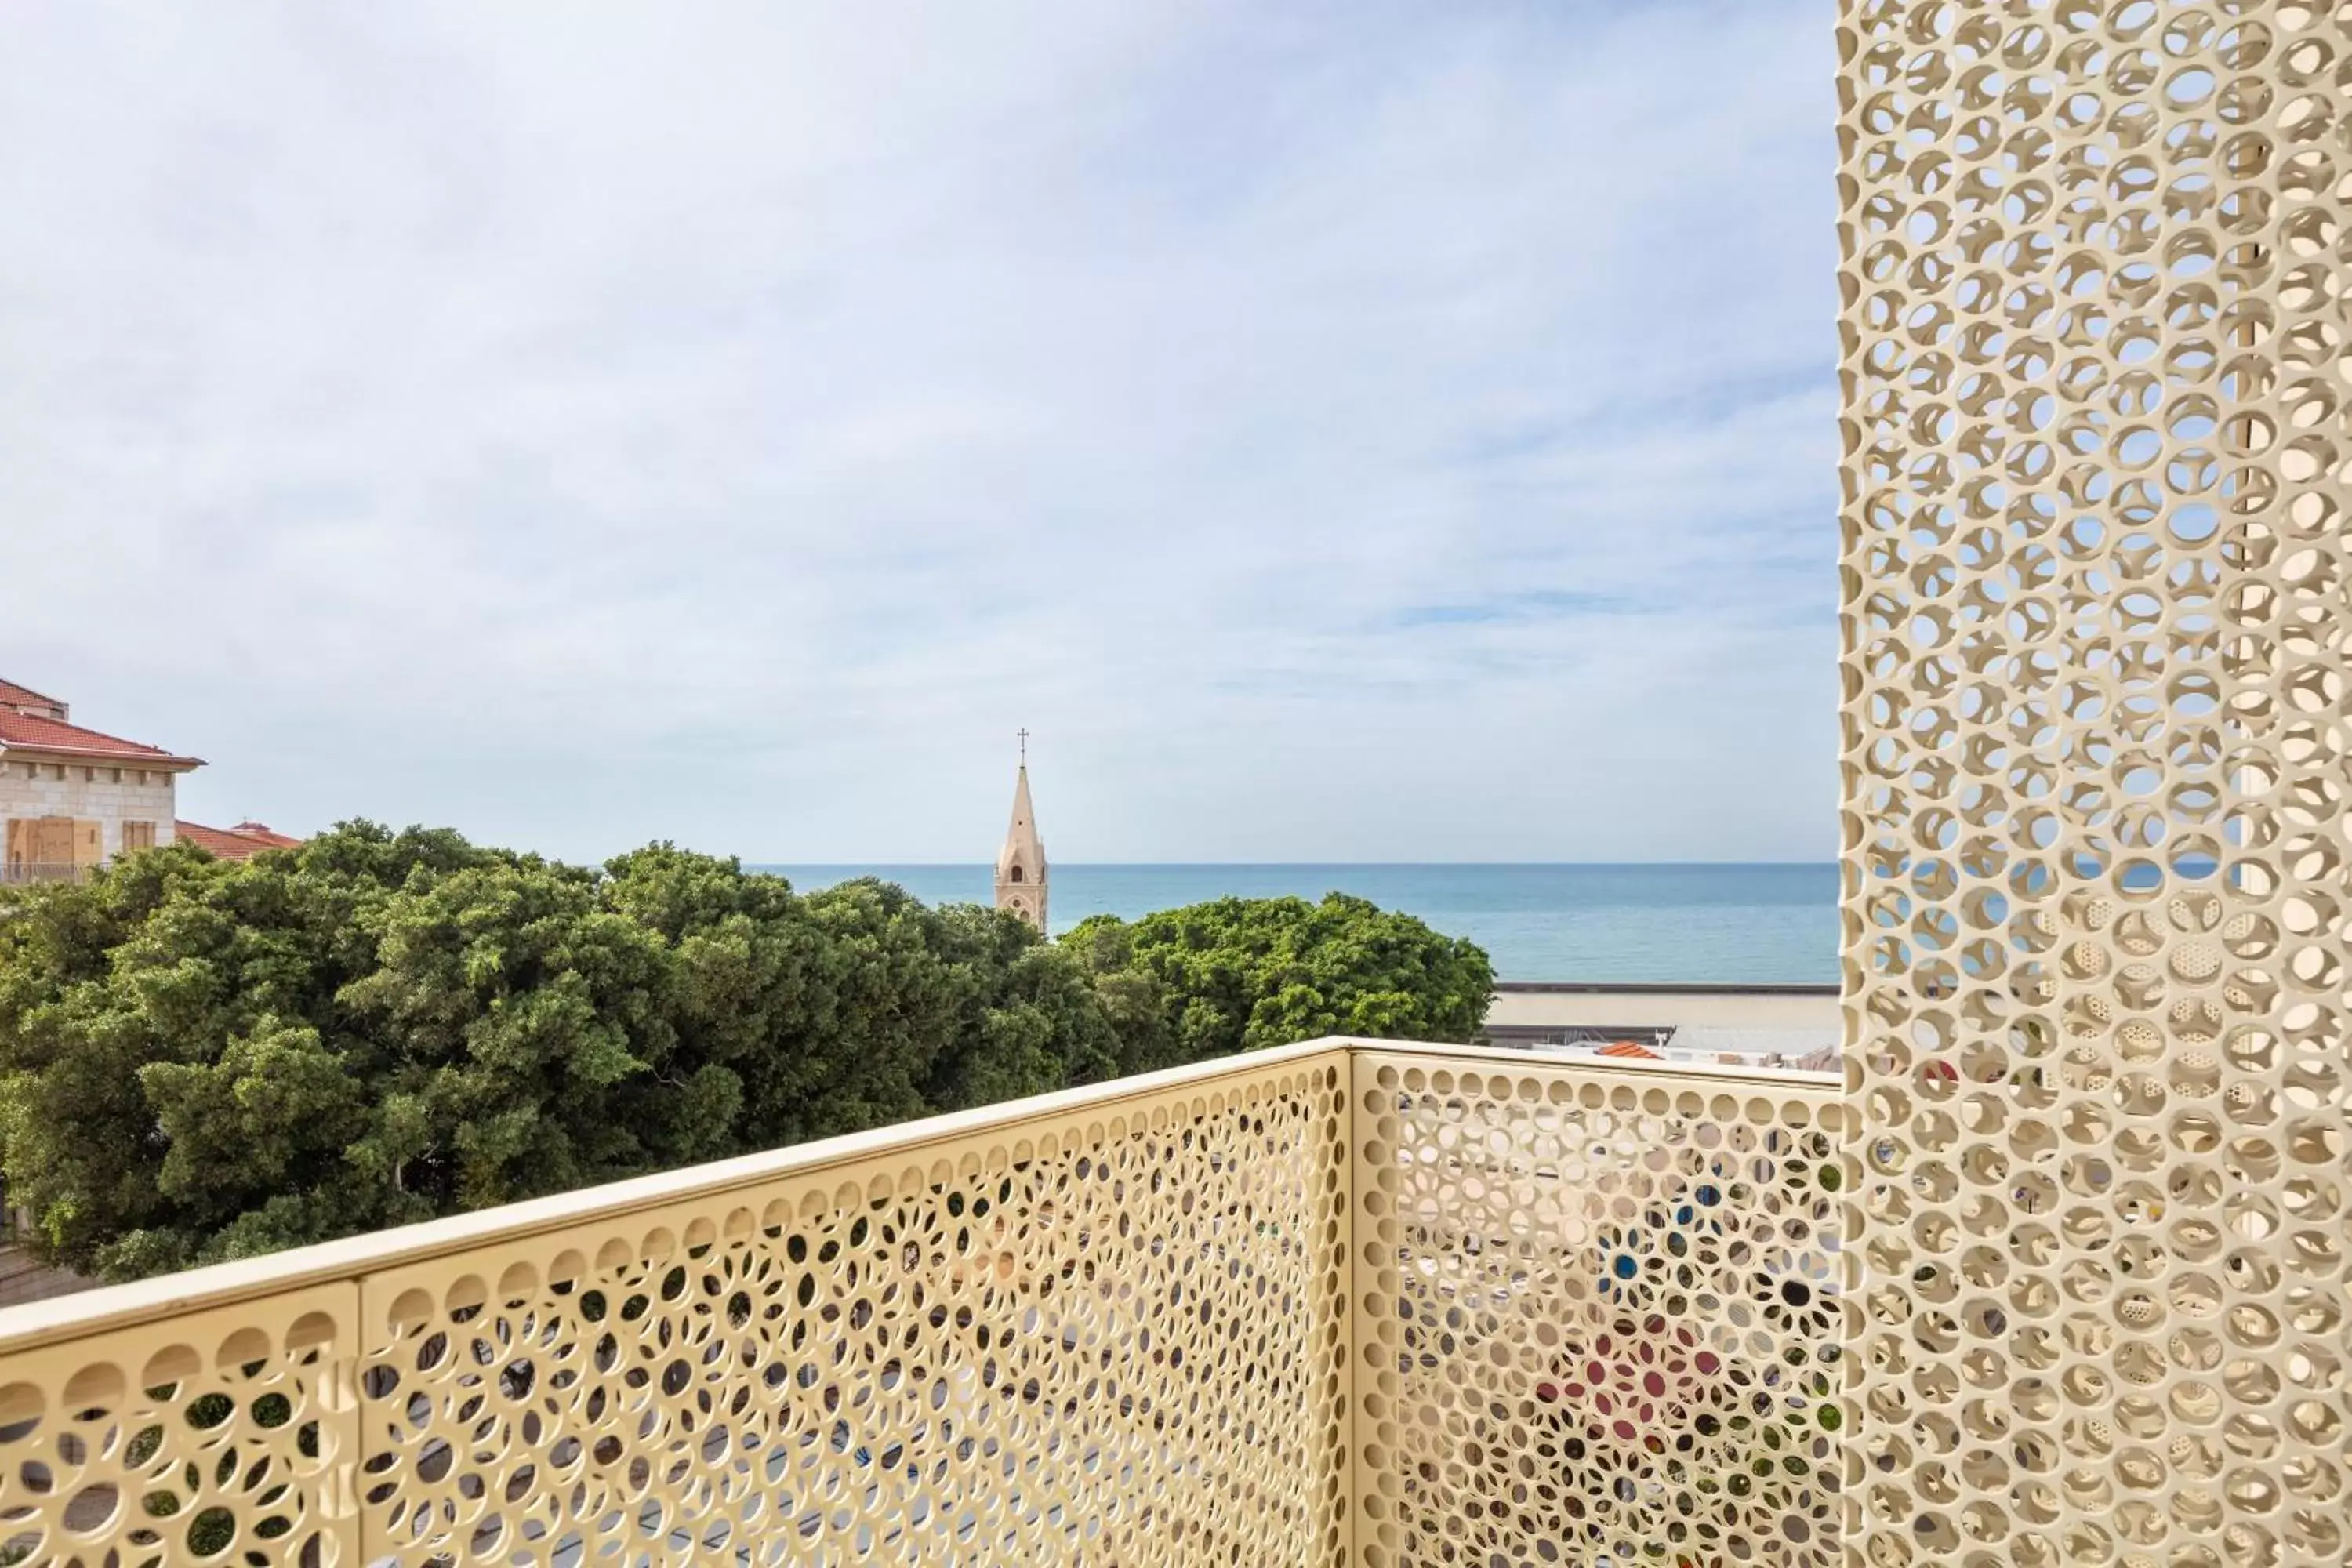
[748,864,1839,985]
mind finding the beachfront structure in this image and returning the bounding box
[0,8,2340,1565]
[0,677,202,881]
[994,737,1048,931]
[1483,980,1844,1060]
[1479,984,1846,1071]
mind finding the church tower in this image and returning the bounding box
[994,732,1047,931]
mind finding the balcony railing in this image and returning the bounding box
[0,864,86,887]
[0,1038,1840,1566]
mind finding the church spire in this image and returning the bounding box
[994,735,1047,931]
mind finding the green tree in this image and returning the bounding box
[1062,892,1494,1074]
[0,830,1486,1282]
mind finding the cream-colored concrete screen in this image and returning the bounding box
[1836,2,2350,1564]
[1352,1054,1844,1566]
[0,1041,1853,1564]
[355,1054,1351,1566]
[0,1287,359,1565]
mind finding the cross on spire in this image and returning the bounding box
[1017,728,1029,763]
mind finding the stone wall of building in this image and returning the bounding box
[0,759,178,860]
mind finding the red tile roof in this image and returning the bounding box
[0,678,66,717]
[1596,1040,1663,1061]
[0,709,201,768]
[175,821,263,858]
[176,821,301,860]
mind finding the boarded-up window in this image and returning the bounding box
[5,817,76,869]
[73,821,102,866]
[120,821,156,854]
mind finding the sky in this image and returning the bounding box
[1,1,1840,865]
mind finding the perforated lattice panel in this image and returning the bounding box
[354,1055,1351,1566]
[1352,1054,1843,1566]
[1836,2,2351,1563]
[0,1290,358,1567]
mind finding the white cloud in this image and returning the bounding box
[0,0,1839,862]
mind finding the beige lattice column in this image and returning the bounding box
[1837,3,2350,1565]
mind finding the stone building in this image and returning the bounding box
[993,746,1047,931]
[0,677,204,880]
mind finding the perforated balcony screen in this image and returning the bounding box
[0,1054,1356,1566]
[1351,1053,1844,1566]
[1835,2,2350,1563]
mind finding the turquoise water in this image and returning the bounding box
[750,864,1839,985]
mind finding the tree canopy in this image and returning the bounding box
[1060,894,1495,1076]
[0,826,1490,1280]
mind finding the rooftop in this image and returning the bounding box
[175,819,302,859]
[0,679,67,720]
[1483,982,1842,1064]
[0,706,203,768]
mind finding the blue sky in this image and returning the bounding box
[1,1,1839,863]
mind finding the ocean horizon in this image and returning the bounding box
[748,862,1839,985]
